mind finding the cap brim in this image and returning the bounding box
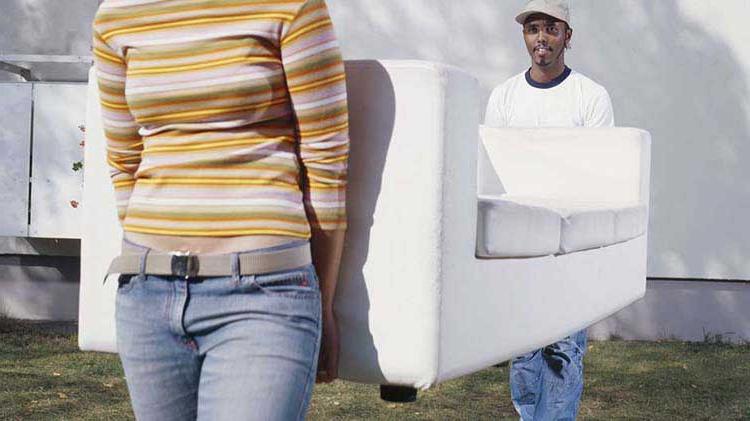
[515,11,534,25]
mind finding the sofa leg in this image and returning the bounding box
[380,385,418,402]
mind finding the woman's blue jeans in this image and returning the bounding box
[115,254,321,421]
[509,330,588,421]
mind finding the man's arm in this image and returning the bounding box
[585,88,615,128]
[484,86,508,128]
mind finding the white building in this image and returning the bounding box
[1,0,748,343]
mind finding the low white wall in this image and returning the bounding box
[0,238,80,321]
[0,257,80,321]
[590,280,750,344]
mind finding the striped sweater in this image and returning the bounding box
[92,0,348,239]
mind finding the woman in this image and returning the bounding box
[92,0,348,419]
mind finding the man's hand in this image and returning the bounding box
[317,308,339,383]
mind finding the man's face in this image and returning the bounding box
[522,14,571,68]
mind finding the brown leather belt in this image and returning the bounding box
[107,242,312,279]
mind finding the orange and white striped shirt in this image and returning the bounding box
[92,0,348,239]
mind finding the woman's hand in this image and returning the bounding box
[310,228,345,383]
[317,308,339,383]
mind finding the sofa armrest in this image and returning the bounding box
[478,126,652,206]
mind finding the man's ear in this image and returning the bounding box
[565,28,573,49]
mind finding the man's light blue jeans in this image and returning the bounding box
[115,252,321,421]
[509,330,588,421]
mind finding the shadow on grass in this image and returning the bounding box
[581,341,750,420]
[2,320,748,420]
[309,367,517,420]
[0,319,133,420]
[0,320,78,363]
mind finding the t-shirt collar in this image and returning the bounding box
[525,66,572,89]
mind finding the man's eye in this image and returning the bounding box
[525,27,539,34]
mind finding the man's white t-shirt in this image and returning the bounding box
[484,67,614,128]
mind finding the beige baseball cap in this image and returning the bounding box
[515,0,570,26]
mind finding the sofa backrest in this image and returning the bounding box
[479,127,652,205]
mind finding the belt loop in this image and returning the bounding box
[139,249,151,277]
[231,252,240,284]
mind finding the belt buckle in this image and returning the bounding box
[171,252,199,279]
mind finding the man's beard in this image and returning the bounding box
[535,47,564,67]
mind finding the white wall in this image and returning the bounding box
[0,84,32,236]
[2,1,748,328]
[4,0,746,280]
[0,0,95,320]
[29,83,86,239]
[0,81,85,321]
[327,0,750,281]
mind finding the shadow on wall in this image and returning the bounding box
[327,0,528,105]
[331,0,750,345]
[571,0,750,280]
[335,61,396,383]
[329,0,750,281]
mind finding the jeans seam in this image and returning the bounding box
[252,270,319,300]
[163,276,173,322]
[295,298,322,421]
[175,282,189,338]
[262,290,319,300]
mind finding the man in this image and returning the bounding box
[484,1,614,419]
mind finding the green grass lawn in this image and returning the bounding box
[1,319,748,420]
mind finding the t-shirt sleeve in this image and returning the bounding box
[92,29,143,223]
[484,85,508,128]
[280,0,349,232]
[585,87,615,128]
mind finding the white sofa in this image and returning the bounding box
[80,60,651,392]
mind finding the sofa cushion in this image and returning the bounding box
[476,197,561,258]
[477,195,647,258]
